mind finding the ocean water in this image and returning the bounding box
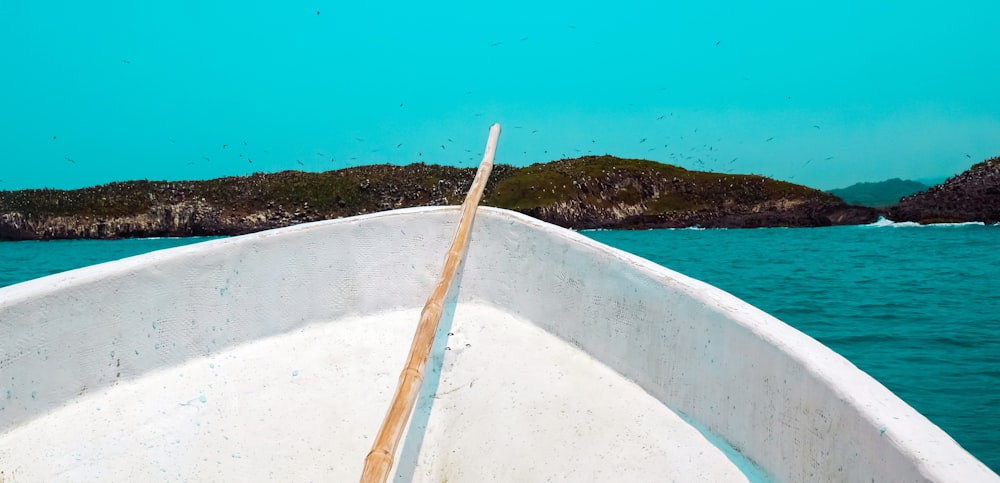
[0,237,219,288]
[0,223,997,473]
[585,221,1000,474]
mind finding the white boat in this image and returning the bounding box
[1,204,997,481]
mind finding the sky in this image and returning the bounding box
[1,1,998,191]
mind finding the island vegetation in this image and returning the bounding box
[1,154,997,240]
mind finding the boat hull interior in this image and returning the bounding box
[1,207,995,481]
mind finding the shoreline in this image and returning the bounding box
[1,155,996,240]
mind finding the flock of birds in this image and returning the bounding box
[45,120,835,189]
[19,16,977,192]
[36,37,837,188]
[41,120,976,189]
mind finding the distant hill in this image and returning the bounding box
[886,156,1000,224]
[0,156,877,240]
[913,176,949,188]
[827,178,929,208]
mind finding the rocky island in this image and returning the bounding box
[0,155,927,240]
[886,156,1000,224]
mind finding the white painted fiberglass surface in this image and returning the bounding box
[1,207,996,482]
[0,304,757,482]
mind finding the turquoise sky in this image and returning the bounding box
[1,1,998,191]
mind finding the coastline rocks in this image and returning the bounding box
[487,156,877,229]
[0,157,880,240]
[886,156,1000,224]
[521,193,877,229]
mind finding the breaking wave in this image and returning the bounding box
[864,216,987,228]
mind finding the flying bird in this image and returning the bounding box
[640,138,647,143]
[65,157,75,163]
[121,59,131,64]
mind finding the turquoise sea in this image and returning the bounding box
[1,222,997,473]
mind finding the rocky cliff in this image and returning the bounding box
[886,156,1000,224]
[0,156,877,240]
[482,157,876,229]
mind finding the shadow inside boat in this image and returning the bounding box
[389,245,771,482]
[675,412,773,483]
[392,255,464,482]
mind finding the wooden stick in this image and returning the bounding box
[359,123,501,483]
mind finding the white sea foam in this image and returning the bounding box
[137,235,220,240]
[864,216,985,228]
[928,221,986,227]
[865,216,921,227]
